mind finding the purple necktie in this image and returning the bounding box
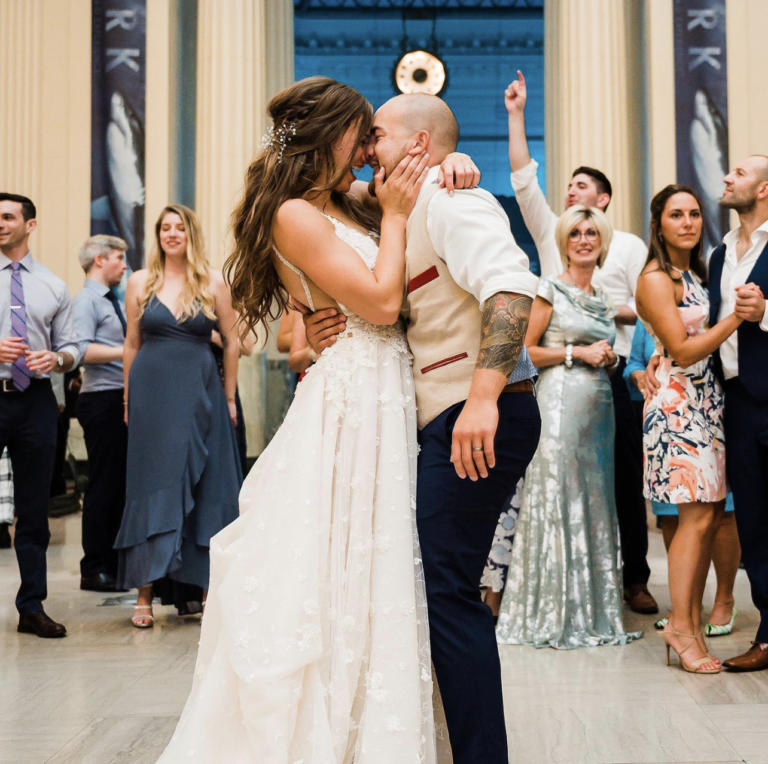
[9,262,30,391]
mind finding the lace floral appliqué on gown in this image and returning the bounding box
[158,216,436,763]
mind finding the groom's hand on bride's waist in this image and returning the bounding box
[303,308,348,354]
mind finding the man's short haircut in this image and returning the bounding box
[571,166,613,200]
[78,234,127,273]
[0,193,36,221]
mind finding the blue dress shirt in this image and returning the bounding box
[73,278,125,393]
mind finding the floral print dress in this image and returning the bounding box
[642,270,726,504]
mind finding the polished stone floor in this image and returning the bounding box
[1,511,766,764]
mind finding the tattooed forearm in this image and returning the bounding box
[476,292,532,376]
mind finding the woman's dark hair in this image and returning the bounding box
[225,77,379,338]
[646,184,707,284]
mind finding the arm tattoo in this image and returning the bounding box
[476,292,532,376]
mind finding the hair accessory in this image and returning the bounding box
[261,121,297,163]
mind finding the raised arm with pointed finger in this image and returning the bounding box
[504,71,560,276]
[505,69,532,173]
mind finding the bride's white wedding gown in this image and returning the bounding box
[158,216,436,763]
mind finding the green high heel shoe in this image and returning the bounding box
[704,608,737,637]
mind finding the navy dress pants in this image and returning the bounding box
[417,391,540,764]
[76,389,127,578]
[723,379,768,643]
[0,380,58,614]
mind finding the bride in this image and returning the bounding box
[158,77,473,763]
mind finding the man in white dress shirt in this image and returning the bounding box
[708,155,768,672]
[504,70,658,614]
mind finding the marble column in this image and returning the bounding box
[544,0,645,236]
[195,0,294,457]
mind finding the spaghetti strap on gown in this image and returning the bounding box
[158,217,436,763]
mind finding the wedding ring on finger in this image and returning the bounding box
[472,446,484,452]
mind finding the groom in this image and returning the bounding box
[306,95,541,762]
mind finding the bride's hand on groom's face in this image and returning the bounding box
[437,153,481,195]
[375,152,431,218]
[303,308,347,354]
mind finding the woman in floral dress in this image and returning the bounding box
[636,184,743,674]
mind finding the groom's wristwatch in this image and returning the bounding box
[55,353,65,370]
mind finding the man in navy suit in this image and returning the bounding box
[708,155,768,671]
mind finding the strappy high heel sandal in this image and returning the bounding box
[663,626,720,674]
[131,604,154,629]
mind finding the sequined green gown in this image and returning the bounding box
[495,277,642,649]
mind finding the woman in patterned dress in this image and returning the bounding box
[636,185,743,673]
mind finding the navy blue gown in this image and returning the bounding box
[115,296,241,590]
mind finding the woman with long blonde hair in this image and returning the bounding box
[114,203,242,628]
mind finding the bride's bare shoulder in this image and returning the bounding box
[274,199,323,229]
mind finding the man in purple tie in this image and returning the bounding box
[0,193,79,638]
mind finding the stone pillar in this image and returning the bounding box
[544,0,645,236]
[195,0,294,457]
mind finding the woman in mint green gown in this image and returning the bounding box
[496,206,642,649]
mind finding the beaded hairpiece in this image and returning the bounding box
[261,121,297,163]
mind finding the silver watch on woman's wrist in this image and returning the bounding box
[564,344,574,368]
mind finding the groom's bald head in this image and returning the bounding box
[371,94,459,174]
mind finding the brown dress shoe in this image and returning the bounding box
[624,585,659,614]
[722,642,768,672]
[17,611,67,638]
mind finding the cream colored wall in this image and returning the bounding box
[726,0,768,168]
[545,0,646,237]
[0,0,91,293]
[144,0,174,253]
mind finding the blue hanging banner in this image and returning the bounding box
[90,0,147,272]
[673,0,729,252]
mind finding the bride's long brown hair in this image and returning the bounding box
[226,77,380,338]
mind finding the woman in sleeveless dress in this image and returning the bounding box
[636,185,742,673]
[115,204,242,627]
[496,206,641,649]
[158,77,441,763]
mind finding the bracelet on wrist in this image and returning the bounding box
[564,344,574,368]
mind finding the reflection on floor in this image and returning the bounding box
[1,512,767,764]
